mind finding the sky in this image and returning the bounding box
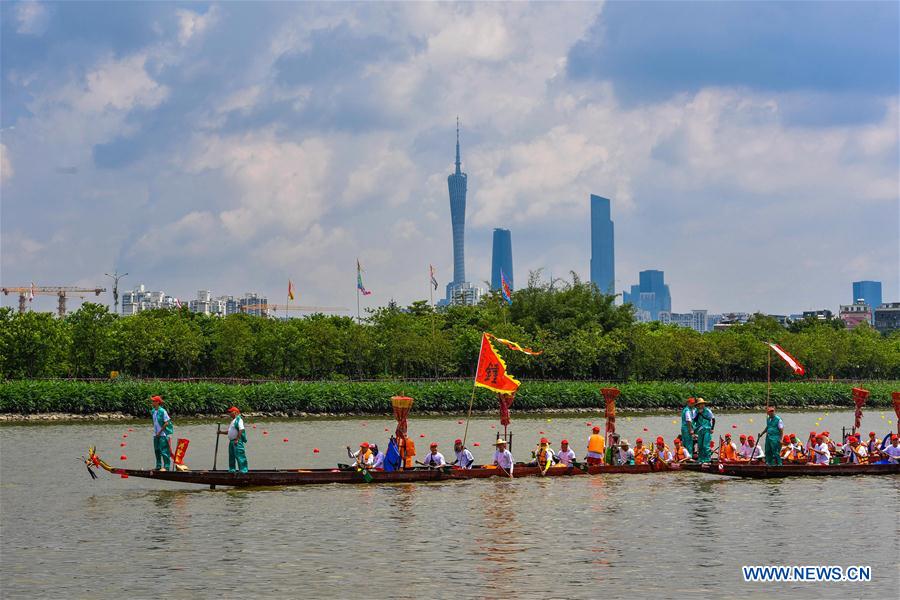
[1,1,898,316]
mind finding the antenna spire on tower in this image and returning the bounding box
[455,116,461,175]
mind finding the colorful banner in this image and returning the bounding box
[474,334,521,394]
[173,438,190,466]
[391,396,413,440]
[602,387,620,440]
[429,265,438,291]
[499,393,515,427]
[357,260,372,296]
[500,269,513,306]
[288,279,295,301]
[487,333,542,356]
[768,342,805,375]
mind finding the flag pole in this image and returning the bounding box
[462,333,487,447]
[430,268,437,379]
[766,342,771,410]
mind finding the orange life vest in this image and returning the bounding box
[634,446,647,464]
[401,438,416,468]
[674,446,689,460]
[719,443,737,461]
[588,434,605,454]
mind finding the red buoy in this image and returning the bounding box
[457,420,464,424]
[263,431,269,435]
[120,442,126,447]
[252,424,257,429]
[586,422,592,426]
[643,428,648,432]
[473,442,480,447]
[122,434,128,438]
[283,438,289,442]
[120,455,127,460]
[419,433,425,438]
[313,448,320,453]
[127,428,134,432]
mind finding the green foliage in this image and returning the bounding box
[0,380,895,415]
[0,287,899,382]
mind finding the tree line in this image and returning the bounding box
[1,276,897,381]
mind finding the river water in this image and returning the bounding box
[2,409,898,598]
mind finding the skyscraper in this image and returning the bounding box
[443,119,483,306]
[852,280,882,308]
[590,194,615,294]
[623,269,672,322]
[491,228,513,291]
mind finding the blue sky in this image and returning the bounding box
[1,1,897,314]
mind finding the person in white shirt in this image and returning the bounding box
[531,437,555,474]
[451,438,474,469]
[840,436,868,464]
[492,438,514,477]
[617,439,636,465]
[556,439,576,467]
[745,436,765,461]
[346,442,375,468]
[810,435,830,465]
[738,434,752,459]
[370,443,386,469]
[882,435,900,463]
[652,437,673,464]
[421,442,446,468]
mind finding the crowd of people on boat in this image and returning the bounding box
[145,394,900,473]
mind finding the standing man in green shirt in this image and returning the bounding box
[680,397,697,458]
[694,398,715,464]
[219,406,249,473]
[150,395,173,471]
[764,406,785,466]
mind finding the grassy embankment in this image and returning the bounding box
[0,380,896,416]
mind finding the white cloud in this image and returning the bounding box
[67,54,169,113]
[0,143,13,183]
[15,1,49,35]
[176,6,219,46]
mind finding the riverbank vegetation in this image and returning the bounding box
[0,380,896,416]
[1,278,897,382]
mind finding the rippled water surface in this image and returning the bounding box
[2,409,898,598]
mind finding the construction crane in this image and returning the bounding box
[239,303,350,317]
[1,286,107,317]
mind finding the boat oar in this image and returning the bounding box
[748,430,766,463]
[210,423,222,490]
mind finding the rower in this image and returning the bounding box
[883,435,900,464]
[370,443,386,470]
[783,434,804,463]
[788,433,805,460]
[738,434,750,459]
[745,436,764,461]
[719,433,738,462]
[809,435,830,465]
[633,438,650,465]
[822,431,837,454]
[586,426,606,466]
[150,395,173,471]
[693,398,715,464]
[218,406,249,473]
[652,436,673,464]
[805,431,817,458]
[451,438,474,469]
[680,397,697,456]
[672,437,692,462]
[764,406,785,466]
[840,435,867,464]
[346,442,374,468]
[865,431,880,456]
[532,437,555,474]
[556,439,576,467]
[492,438,514,477]
[617,439,635,465]
[421,442,446,468]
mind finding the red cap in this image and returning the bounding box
[725,433,731,438]
[766,406,775,412]
[823,431,830,436]
[809,431,816,437]
[674,437,682,444]
[687,398,695,405]
[782,435,790,443]
[540,437,549,444]
[592,426,601,433]
[656,436,664,444]
[816,435,824,441]
[739,434,747,440]
[868,432,876,437]
[892,434,898,441]
[636,438,643,443]
[227,406,239,413]
[360,442,370,449]
[454,439,462,444]
[430,442,438,448]
[561,439,569,445]
[748,436,755,441]
[789,433,797,439]
[151,395,163,404]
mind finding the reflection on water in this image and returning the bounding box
[2,413,898,598]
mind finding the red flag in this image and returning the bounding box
[602,388,620,440]
[499,393,515,427]
[852,388,869,431]
[768,343,805,375]
[474,334,520,394]
[173,439,190,465]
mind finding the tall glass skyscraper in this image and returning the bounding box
[623,269,672,322]
[590,194,615,294]
[491,228,513,291]
[852,280,882,307]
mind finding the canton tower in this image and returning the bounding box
[446,118,467,298]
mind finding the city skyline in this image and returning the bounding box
[1,2,897,315]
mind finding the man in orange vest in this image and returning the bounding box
[586,426,605,466]
[652,436,673,464]
[673,437,692,462]
[633,438,650,465]
[719,433,738,462]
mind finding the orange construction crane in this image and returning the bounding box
[239,303,350,317]
[1,285,106,317]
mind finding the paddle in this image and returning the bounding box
[748,430,766,463]
[210,423,222,490]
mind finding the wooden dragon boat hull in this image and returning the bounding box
[682,462,900,478]
[85,447,681,487]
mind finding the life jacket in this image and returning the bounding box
[653,445,671,461]
[402,438,416,468]
[588,434,605,454]
[357,449,372,466]
[537,447,552,467]
[674,446,689,460]
[634,446,647,464]
[720,443,737,461]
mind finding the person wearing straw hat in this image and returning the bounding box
[150,395,173,471]
[693,398,715,464]
[617,439,635,465]
[218,406,248,473]
[492,438,514,476]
